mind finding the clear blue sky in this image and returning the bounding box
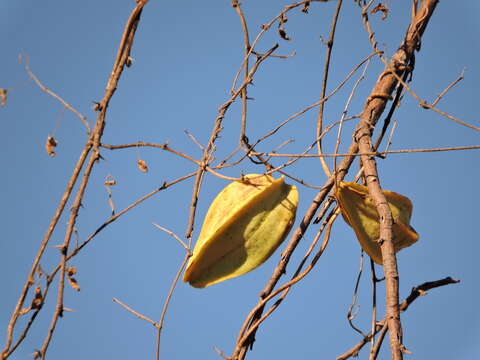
[1,1,479,359]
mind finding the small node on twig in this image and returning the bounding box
[0,88,7,106]
[367,93,394,103]
[137,159,149,173]
[301,1,310,13]
[53,244,67,255]
[104,178,116,186]
[419,100,430,109]
[45,135,58,157]
[91,101,102,112]
[126,56,134,68]
[278,27,292,41]
[278,14,291,41]
[19,286,44,315]
[371,3,389,20]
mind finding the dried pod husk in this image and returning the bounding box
[183,174,298,288]
[335,182,419,264]
[0,88,7,107]
[45,136,58,157]
[137,159,148,173]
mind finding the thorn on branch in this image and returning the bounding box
[53,244,67,255]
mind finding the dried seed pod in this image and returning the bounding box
[0,88,7,107]
[335,182,419,264]
[45,136,58,157]
[137,159,148,173]
[183,174,298,288]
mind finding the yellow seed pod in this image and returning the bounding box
[335,182,419,264]
[183,174,298,288]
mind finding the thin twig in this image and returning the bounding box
[249,144,480,158]
[113,298,158,327]
[232,2,440,358]
[334,58,371,177]
[102,142,240,181]
[347,251,366,337]
[20,54,91,134]
[234,209,339,356]
[184,130,204,151]
[155,252,191,360]
[316,0,343,178]
[369,259,380,360]
[336,277,459,360]
[152,223,189,250]
[38,4,149,356]
[354,3,440,358]
[185,44,279,240]
[230,0,324,94]
[0,145,91,359]
[431,68,465,106]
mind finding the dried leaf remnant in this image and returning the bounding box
[45,136,58,157]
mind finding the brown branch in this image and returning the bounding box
[231,1,440,358]
[316,0,343,178]
[184,43,279,240]
[354,2,439,358]
[113,298,158,327]
[49,172,197,280]
[39,3,148,357]
[253,51,379,147]
[385,66,479,131]
[249,144,480,158]
[431,67,465,107]
[0,145,91,359]
[231,150,358,358]
[336,277,459,360]
[20,55,91,134]
[152,223,189,250]
[230,0,326,94]
[333,57,371,173]
[232,0,251,149]
[1,3,150,359]
[39,148,97,358]
[155,252,191,360]
[234,209,338,353]
[102,142,240,181]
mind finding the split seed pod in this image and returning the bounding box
[183,174,298,288]
[335,182,419,264]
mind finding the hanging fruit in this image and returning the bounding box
[183,174,298,288]
[335,182,419,264]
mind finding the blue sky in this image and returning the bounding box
[1,1,479,359]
